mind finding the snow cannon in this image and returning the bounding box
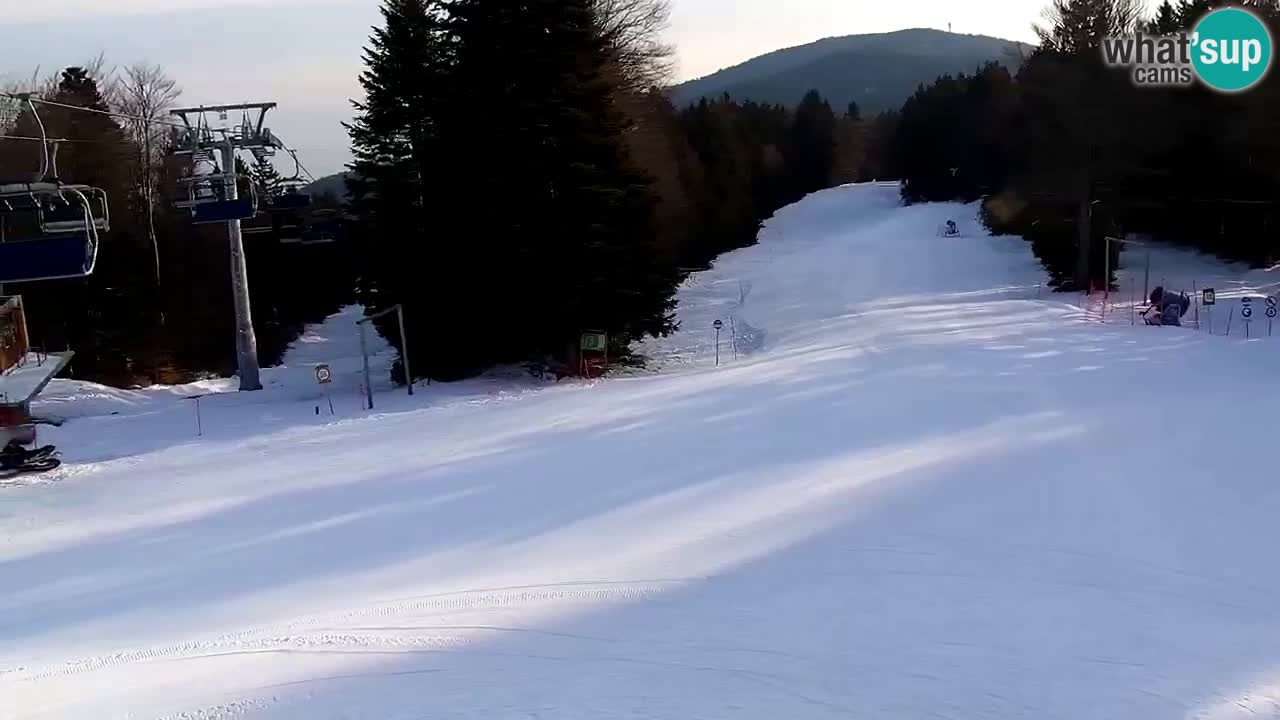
[1145,286,1191,326]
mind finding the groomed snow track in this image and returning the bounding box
[5,183,1280,720]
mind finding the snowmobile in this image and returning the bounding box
[0,440,61,478]
[1142,286,1191,326]
[938,220,961,238]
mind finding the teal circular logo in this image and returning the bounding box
[1192,7,1273,92]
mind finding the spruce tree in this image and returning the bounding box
[451,0,679,360]
[250,156,283,201]
[1149,1,1179,33]
[785,90,838,200]
[345,0,458,379]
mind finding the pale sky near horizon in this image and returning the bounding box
[0,1,1119,175]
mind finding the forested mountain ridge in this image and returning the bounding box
[304,172,349,201]
[670,29,1030,110]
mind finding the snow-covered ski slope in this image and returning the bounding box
[7,182,1280,720]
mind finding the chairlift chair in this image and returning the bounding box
[41,186,109,234]
[175,173,258,224]
[241,208,274,237]
[0,98,108,284]
[301,208,340,245]
[0,182,103,284]
[270,186,312,211]
[265,179,312,243]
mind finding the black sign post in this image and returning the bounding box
[713,319,724,367]
[1203,288,1216,334]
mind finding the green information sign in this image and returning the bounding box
[580,332,607,352]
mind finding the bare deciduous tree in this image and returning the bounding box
[116,62,181,287]
[593,0,674,93]
[1033,0,1144,54]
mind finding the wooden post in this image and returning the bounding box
[396,304,415,394]
[358,321,374,411]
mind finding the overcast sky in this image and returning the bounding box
[0,0,1067,176]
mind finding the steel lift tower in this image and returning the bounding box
[170,103,283,392]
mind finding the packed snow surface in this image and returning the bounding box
[5,183,1280,719]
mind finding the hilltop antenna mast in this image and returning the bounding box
[170,102,281,392]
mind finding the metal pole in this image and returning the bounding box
[396,304,414,394]
[1193,281,1199,330]
[1130,277,1135,326]
[359,321,374,410]
[221,138,262,391]
[1144,253,1150,301]
[715,328,721,367]
[1104,236,1111,306]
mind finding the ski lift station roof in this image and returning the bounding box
[0,352,74,408]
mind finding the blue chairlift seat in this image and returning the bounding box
[191,198,257,224]
[0,182,101,283]
[269,191,311,211]
[176,173,258,225]
[0,233,96,284]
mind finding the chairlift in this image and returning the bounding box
[241,208,274,237]
[0,98,107,284]
[42,186,109,234]
[0,182,102,283]
[264,168,313,243]
[175,173,258,224]
[271,150,313,210]
[271,207,338,246]
[301,209,340,245]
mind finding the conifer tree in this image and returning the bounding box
[451,0,679,356]
[785,90,838,199]
[345,0,457,379]
[1148,1,1179,33]
[250,156,283,201]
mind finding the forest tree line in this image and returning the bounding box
[890,0,1280,290]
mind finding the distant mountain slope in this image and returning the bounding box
[671,28,1030,112]
[304,172,349,200]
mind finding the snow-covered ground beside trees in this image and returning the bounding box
[5,182,1280,719]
